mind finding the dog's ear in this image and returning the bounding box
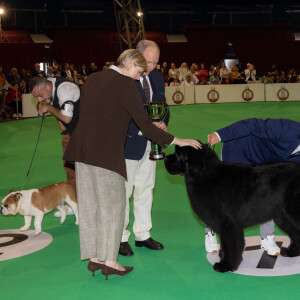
[9,190,14,193]
[13,193,22,201]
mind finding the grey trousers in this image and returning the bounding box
[205,220,275,239]
[75,162,126,261]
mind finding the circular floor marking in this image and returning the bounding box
[207,236,300,276]
[0,229,53,261]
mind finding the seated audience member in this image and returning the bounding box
[46,66,55,78]
[53,65,61,77]
[197,63,209,83]
[168,63,180,85]
[87,62,98,76]
[105,61,111,68]
[244,63,256,83]
[4,83,22,117]
[61,63,72,80]
[288,68,295,81]
[162,61,168,74]
[219,62,229,80]
[169,77,180,86]
[209,72,220,85]
[278,71,287,83]
[70,64,78,83]
[222,74,231,84]
[20,68,31,84]
[192,63,199,73]
[32,63,45,78]
[268,64,278,78]
[79,64,88,81]
[181,74,194,86]
[209,64,216,77]
[102,66,108,71]
[179,62,189,82]
[188,66,199,83]
[264,75,274,84]
[199,78,209,85]
[160,66,169,83]
[232,73,246,84]
[289,71,298,83]
[7,67,20,85]
[229,65,239,82]
[19,80,28,94]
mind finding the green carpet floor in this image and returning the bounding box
[1,101,300,300]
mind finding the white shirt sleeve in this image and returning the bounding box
[57,82,80,117]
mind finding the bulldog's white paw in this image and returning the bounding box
[20,226,29,232]
[34,230,41,235]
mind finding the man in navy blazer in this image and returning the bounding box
[205,118,300,255]
[119,40,170,256]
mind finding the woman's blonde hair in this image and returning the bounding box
[116,49,147,73]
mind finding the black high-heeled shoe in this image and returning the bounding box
[101,264,134,280]
[87,261,104,276]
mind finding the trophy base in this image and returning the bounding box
[149,151,165,161]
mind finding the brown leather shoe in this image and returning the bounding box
[135,237,164,250]
[119,242,134,256]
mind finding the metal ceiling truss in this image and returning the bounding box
[113,0,146,51]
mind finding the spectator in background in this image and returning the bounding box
[88,62,98,76]
[80,64,88,81]
[264,74,274,84]
[229,65,239,82]
[181,74,194,86]
[268,64,278,78]
[219,62,229,80]
[53,65,61,77]
[5,83,22,117]
[209,72,220,85]
[170,77,180,86]
[61,63,72,80]
[222,74,231,84]
[179,62,189,83]
[19,80,28,94]
[70,64,78,83]
[278,71,287,83]
[7,67,20,86]
[197,63,209,83]
[289,71,298,83]
[32,63,45,78]
[209,64,216,77]
[168,62,180,85]
[244,63,256,83]
[46,66,55,78]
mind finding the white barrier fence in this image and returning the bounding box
[22,83,300,118]
[166,83,300,105]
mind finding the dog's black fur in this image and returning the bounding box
[164,143,300,273]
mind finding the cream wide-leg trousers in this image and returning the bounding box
[122,144,156,242]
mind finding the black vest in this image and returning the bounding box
[52,78,80,136]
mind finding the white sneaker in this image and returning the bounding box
[261,235,280,256]
[205,231,218,253]
[54,206,74,217]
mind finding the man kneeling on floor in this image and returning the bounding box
[205,118,300,256]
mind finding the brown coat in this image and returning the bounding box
[63,69,174,179]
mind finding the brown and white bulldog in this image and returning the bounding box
[0,182,78,235]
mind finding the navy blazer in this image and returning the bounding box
[217,118,300,164]
[124,70,170,160]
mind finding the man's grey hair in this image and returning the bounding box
[136,40,160,54]
[29,77,52,93]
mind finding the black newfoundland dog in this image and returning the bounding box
[164,143,300,273]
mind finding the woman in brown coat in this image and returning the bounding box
[64,49,200,280]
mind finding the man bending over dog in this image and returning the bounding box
[206,118,300,256]
[29,77,80,217]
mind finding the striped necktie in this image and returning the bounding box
[141,75,151,102]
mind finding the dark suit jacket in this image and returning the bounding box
[124,69,170,160]
[63,69,174,179]
[217,118,300,164]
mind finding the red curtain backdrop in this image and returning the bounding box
[0,24,299,76]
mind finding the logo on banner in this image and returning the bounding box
[172,88,184,104]
[277,86,289,101]
[207,87,219,103]
[242,87,254,101]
